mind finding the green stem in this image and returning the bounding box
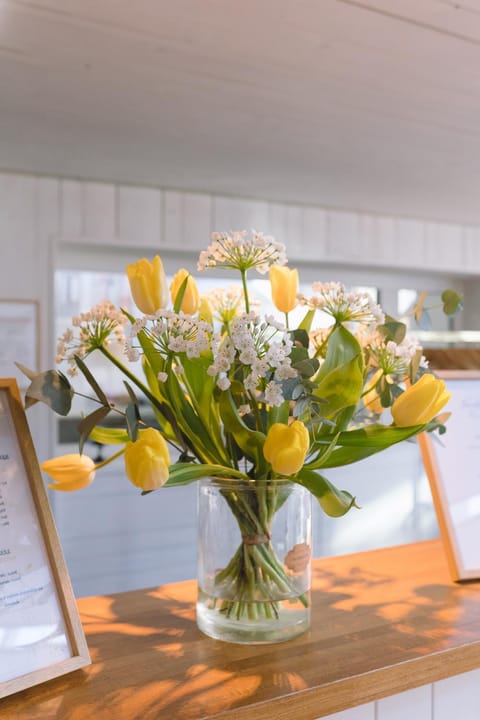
[94,447,125,470]
[241,269,250,313]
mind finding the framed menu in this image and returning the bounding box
[0,378,90,698]
[418,370,480,581]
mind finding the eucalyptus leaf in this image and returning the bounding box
[290,328,309,349]
[78,405,111,454]
[17,366,74,415]
[377,316,407,345]
[74,354,109,405]
[125,402,140,442]
[441,289,463,316]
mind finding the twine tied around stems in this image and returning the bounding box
[241,533,270,545]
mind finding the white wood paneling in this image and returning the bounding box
[117,185,162,248]
[301,206,328,261]
[376,684,431,719]
[213,196,269,233]
[61,179,84,239]
[462,226,480,273]
[327,210,361,261]
[424,223,464,272]
[320,702,375,720]
[164,190,212,252]
[268,202,304,252]
[84,182,116,242]
[358,214,397,267]
[433,669,480,720]
[395,219,426,267]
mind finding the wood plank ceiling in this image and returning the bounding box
[1,0,480,223]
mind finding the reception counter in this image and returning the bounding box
[2,540,480,720]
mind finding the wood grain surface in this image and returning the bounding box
[2,540,480,720]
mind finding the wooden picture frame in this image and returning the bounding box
[0,301,40,389]
[0,378,90,698]
[418,370,480,581]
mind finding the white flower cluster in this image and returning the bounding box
[127,310,212,363]
[298,282,385,327]
[56,301,128,375]
[207,312,297,405]
[203,285,245,324]
[198,230,287,274]
[369,336,428,376]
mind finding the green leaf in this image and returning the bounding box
[290,328,309,349]
[125,402,140,442]
[164,462,249,488]
[377,316,407,345]
[313,326,364,419]
[219,387,266,470]
[16,366,74,415]
[78,405,111,454]
[296,467,358,517]
[441,289,463,316]
[298,309,316,334]
[313,424,423,468]
[89,426,130,444]
[172,274,190,313]
[74,354,109,406]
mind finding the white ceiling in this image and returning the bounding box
[2,0,480,223]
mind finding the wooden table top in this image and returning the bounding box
[3,540,480,720]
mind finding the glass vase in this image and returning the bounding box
[197,477,312,644]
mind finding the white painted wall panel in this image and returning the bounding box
[424,223,464,272]
[395,219,426,267]
[213,196,269,233]
[320,702,375,720]
[84,181,116,242]
[164,190,211,251]
[433,669,480,720]
[183,192,212,251]
[268,202,304,251]
[376,684,431,719]
[301,206,328,261]
[358,215,397,267]
[462,226,480,273]
[61,179,83,239]
[327,210,360,260]
[117,185,162,248]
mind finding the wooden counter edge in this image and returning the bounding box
[207,640,480,720]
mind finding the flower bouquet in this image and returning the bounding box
[19,230,457,643]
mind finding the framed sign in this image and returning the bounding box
[0,301,39,389]
[418,370,480,581]
[0,378,90,698]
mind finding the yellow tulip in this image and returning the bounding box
[363,369,384,415]
[198,296,213,324]
[391,374,450,427]
[269,266,299,313]
[124,428,171,491]
[126,255,168,314]
[263,421,309,476]
[41,454,96,492]
[170,268,200,315]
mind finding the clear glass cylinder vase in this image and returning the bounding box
[197,477,312,644]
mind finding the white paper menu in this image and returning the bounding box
[0,390,72,682]
[431,377,480,574]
